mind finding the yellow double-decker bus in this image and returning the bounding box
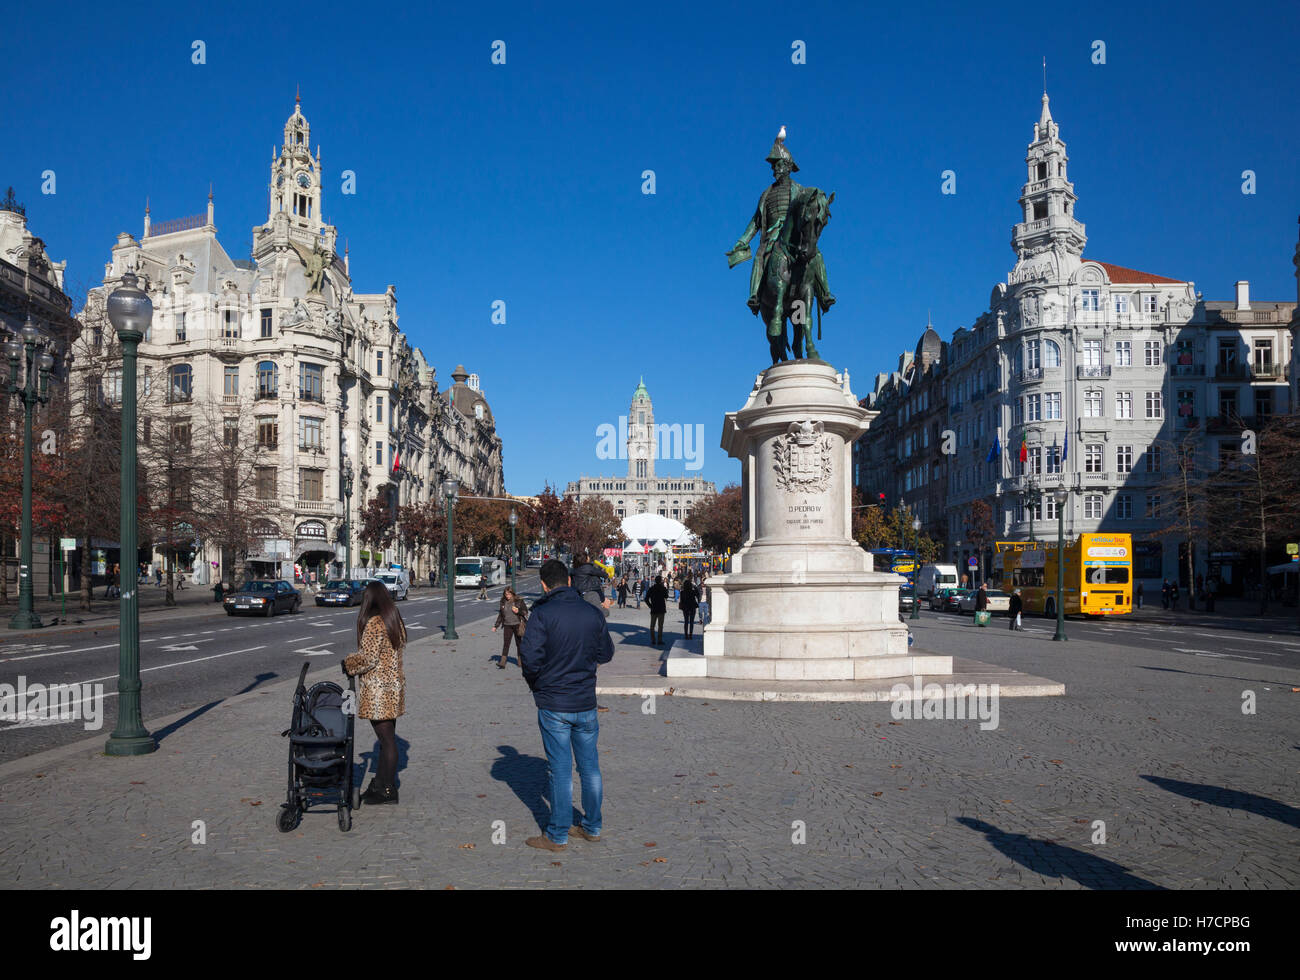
[994,533,1133,618]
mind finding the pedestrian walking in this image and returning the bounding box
[1161,579,1170,609]
[972,582,988,625]
[176,568,185,590]
[634,577,644,609]
[646,574,668,646]
[429,568,435,590]
[1008,588,1023,630]
[492,586,529,669]
[678,578,699,639]
[155,565,163,587]
[1170,583,1180,610]
[698,582,711,628]
[1205,577,1217,612]
[1136,582,1144,610]
[342,581,407,805]
[477,571,489,601]
[519,559,614,851]
[617,576,628,608]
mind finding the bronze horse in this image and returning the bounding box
[757,188,834,364]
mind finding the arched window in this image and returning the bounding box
[168,364,192,403]
[257,360,278,398]
[1043,339,1061,367]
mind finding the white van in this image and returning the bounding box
[915,563,959,599]
[374,568,410,600]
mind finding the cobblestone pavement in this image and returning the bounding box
[1,599,1296,889]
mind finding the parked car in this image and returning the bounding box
[898,584,917,615]
[373,569,410,600]
[930,586,970,612]
[957,588,1011,615]
[314,579,367,607]
[224,580,302,617]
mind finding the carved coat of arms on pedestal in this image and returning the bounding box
[773,420,832,493]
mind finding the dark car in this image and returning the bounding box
[314,579,367,607]
[898,584,917,615]
[224,580,302,617]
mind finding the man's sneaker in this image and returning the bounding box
[525,835,566,852]
[570,825,602,842]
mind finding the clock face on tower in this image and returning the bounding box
[296,172,311,188]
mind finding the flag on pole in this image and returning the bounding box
[392,447,401,473]
[986,432,1001,464]
[1062,426,1069,463]
[1019,429,1028,463]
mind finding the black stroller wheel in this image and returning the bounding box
[277,806,301,833]
[338,805,352,832]
[351,784,361,809]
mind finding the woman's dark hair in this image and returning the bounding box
[500,586,517,607]
[357,581,406,650]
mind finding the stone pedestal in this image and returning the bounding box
[694,361,951,681]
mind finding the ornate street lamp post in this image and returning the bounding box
[342,459,354,578]
[4,316,54,630]
[910,516,921,620]
[1053,487,1070,643]
[104,272,157,755]
[443,477,459,639]
[508,508,518,594]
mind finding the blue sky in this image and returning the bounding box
[5,0,1298,496]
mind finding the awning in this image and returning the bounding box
[1267,561,1298,575]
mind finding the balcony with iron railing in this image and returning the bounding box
[1076,364,1111,379]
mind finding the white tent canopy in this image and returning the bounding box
[620,513,693,547]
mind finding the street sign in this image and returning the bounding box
[967,557,978,568]
[59,537,75,551]
[1288,543,1299,555]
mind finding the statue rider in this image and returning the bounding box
[728,132,835,344]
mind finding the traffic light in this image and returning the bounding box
[878,492,886,507]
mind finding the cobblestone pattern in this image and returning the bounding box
[0,603,1296,889]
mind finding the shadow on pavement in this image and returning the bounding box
[956,816,1165,889]
[490,744,552,834]
[1141,775,1300,829]
[153,671,280,745]
[357,732,411,788]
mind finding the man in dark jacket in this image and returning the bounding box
[1008,588,1023,630]
[519,559,615,852]
[645,574,668,645]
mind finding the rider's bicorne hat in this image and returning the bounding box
[765,137,799,173]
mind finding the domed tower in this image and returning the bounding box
[914,316,943,373]
[627,377,655,480]
[1011,92,1086,263]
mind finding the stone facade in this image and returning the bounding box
[564,379,716,522]
[855,94,1295,590]
[67,99,504,583]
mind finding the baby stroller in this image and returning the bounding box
[278,662,358,832]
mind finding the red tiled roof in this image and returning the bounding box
[1091,261,1183,284]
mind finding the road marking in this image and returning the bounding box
[1174,648,1214,654]
[1,641,119,662]
[285,636,315,643]
[74,645,270,686]
[407,624,428,630]
[160,639,213,652]
[328,628,351,634]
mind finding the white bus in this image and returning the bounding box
[453,556,505,588]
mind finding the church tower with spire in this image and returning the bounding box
[627,377,655,480]
[1011,92,1087,270]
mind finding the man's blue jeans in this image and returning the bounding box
[537,708,602,844]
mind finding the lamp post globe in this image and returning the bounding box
[104,271,157,755]
[1052,487,1070,642]
[442,478,459,639]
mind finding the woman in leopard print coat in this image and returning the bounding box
[343,582,407,804]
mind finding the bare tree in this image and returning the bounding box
[1152,429,1210,609]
